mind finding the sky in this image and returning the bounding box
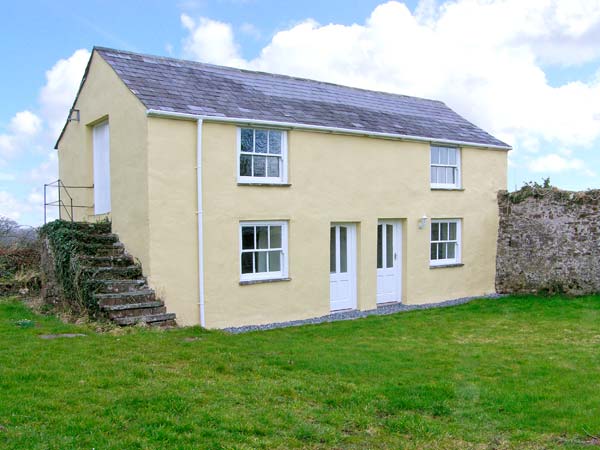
[1,0,599,226]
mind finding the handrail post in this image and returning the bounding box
[70,197,74,222]
[58,180,62,221]
[44,184,47,224]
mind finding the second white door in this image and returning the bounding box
[376,220,402,304]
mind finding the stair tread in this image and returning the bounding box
[95,289,154,299]
[95,279,146,284]
[114,313,176,325]
[82,265,140,271]
[101,301,164,311]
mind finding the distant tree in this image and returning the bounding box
[0,216,37,247]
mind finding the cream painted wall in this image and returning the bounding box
[57,52,151,272]
[201,123,507,328]
[146,118,200,326]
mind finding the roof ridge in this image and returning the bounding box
[93,46,447,107]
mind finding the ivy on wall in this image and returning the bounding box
[39,220,113,316]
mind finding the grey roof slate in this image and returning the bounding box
[94,46,509,148]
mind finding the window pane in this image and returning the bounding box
[437,166,446,184]
[431,166,437,183]
[377,225,383,269]
[242,226,254,250]
[447,242,456,259]
[449,222,457,241]
[340,226,347,273]
[268,251,281,272]
[439,147,448,165]
[255,252,268,272]
[440,222,448,241]
[240,154,252,176]
[268,131,282,154]
[253,155,266,177]
[448,148,457,165]
[330,227,336,273]
[241,252,253,273]
[431,243,438,260]
[439,242,447,259]
[386,224,394,268]
[255,130,268,153]
[446,167,455,184]
[431,222,439,241]
[431,147,439,164]
[241,128,253,152]
[256,226,268,249]
[267,156,280,178]
[270,226,282,248]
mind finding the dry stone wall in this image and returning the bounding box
[496,188,600,295]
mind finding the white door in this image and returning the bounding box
[376,220,402,304]
[93,121,111,215]
[330,223,357,311]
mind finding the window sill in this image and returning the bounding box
[239,277,291,285]
[430,263,464,269]
[430,187,465,191]
[237,182,291,187]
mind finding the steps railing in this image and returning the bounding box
[43,179,93,224]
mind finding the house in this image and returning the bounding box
[55,47,510,328]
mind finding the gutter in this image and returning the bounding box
[146,109,512,151]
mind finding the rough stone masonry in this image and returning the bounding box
[496,187,600,295]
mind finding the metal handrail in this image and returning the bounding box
[43,179,93,224]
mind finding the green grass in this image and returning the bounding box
[1,295,600,449]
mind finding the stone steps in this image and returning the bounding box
[82,265,143,280]
[78,254,134,267]
[80,228,175,327]
[113,313,177,327]
[106,304,167,320]
[93,279,148,293]
[95,289,156,306]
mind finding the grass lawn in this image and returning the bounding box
[1,296,600,449]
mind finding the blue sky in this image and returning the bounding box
[1,0,599,225]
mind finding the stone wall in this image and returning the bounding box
[40,238,64,306]
[496,188,600,295]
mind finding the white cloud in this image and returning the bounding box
[0,48,88,225]
[27,152,58,183]
[39,49,90,137]
[9,111,42,136]
[0,191,28,221]
[528,153,596,176]
[181,14,246,67]
[179,0,600,155]
[0,110,43,160]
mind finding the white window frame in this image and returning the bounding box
[430,219,462,266]
[237,128,288,184]
[239,221,289,281]
[430,145,461,189]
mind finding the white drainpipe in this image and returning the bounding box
[196,118,206,327]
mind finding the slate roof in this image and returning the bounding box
[88,47,509,149]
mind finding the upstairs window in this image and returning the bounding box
[430,219,461,266]
[431,145,461,189]
[238,128,287,184]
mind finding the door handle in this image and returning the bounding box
[394,253,397,260]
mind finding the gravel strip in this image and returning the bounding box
[223,293,505,334]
